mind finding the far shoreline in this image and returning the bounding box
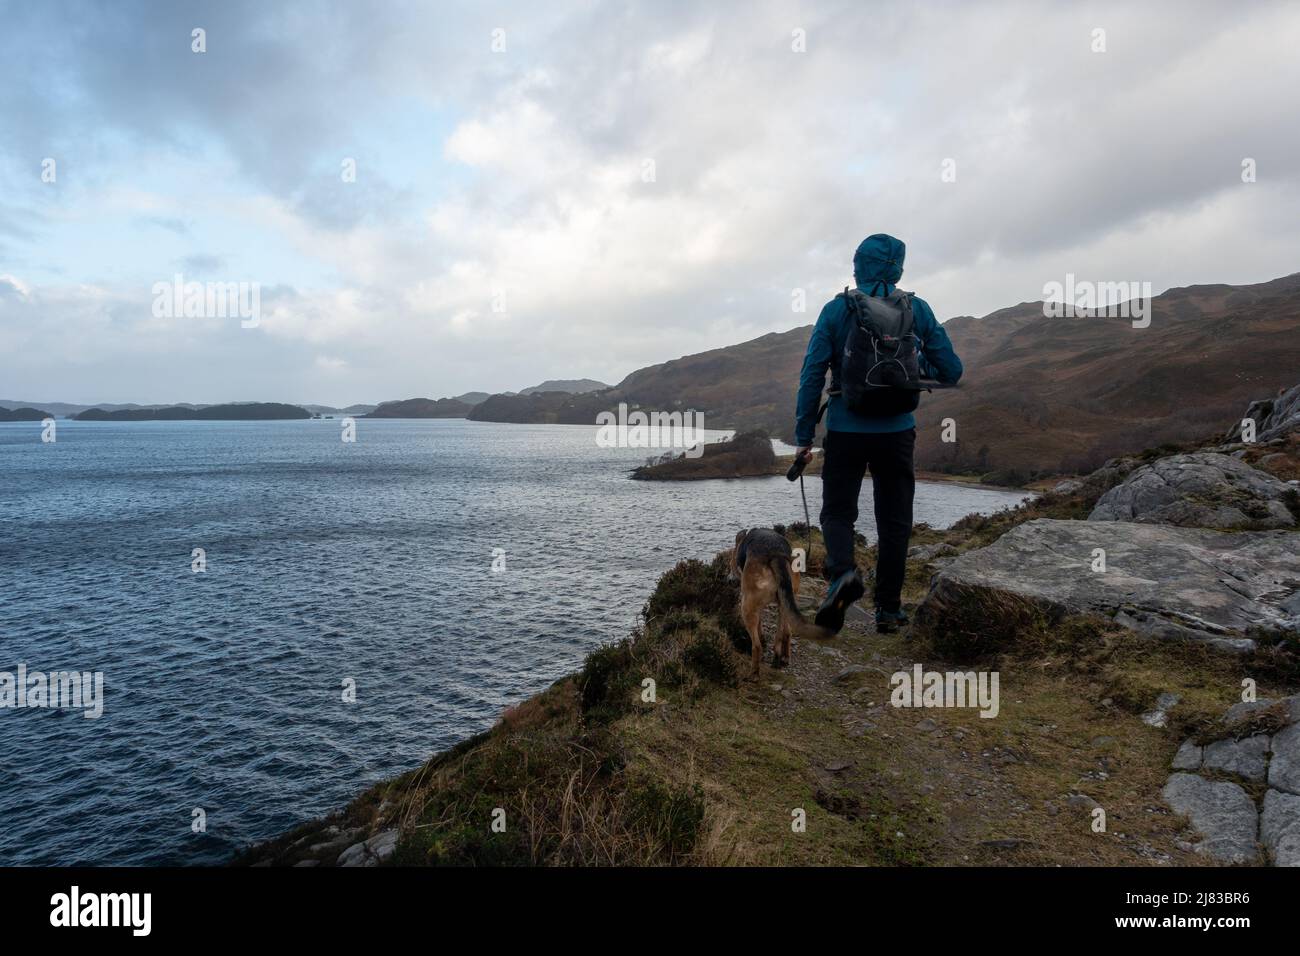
[630,440,1046,494]
[6,414,1049,493]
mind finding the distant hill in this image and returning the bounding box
[449,392,492,406]
[0,406,54,422]
[365,397,473,419]
[301,403,377,416]
[469,273,1300,478]
[467,327,809,432]
[0,400,204,418]
[75,403,311,421]
[469,390,611,425]
[518,378,609,396]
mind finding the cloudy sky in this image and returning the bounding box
[2,0,1298,406]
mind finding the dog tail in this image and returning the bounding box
[769,556,834,639]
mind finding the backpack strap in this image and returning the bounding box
[895,291,915,339]
[841,286,869,328]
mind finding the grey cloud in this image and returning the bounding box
[141,216,190,235]
[176,254,226,272]
[3,0,1299,403]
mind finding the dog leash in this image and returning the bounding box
[785,398,829,564]
[797,470,812,561]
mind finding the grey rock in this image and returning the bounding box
[1081,457,1143,497]
[908,542,958,562]
[308,827,360,855]
[366,829,399,862]
[336,841,369,867]
[293,859,320,868]
[1144,698,1182,731]
[1053,479,1084,495]
[1261,789,1300,866]
[1221,696,1300,734]
[1223,699,1280,725]
[1202,735,1270,782]
[916,519,1300,652]
[337,829,400,868]
[1172,739,1203,771]
[1089,453,1294,529]
[1269,723,1300,796]
[1287,695,1300,724]
[1227,382,1300,442]
[1161,772,1259,864]
[1067,793,1100,811]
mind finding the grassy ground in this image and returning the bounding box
[239,472,1298,866]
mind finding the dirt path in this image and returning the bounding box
[623,577,1218,865]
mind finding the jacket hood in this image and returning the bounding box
[853,234,906,286]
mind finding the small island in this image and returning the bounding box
[0,406,54,422]
[630,430,812,480]
[74,403,312,421]
[630,430,1036,488]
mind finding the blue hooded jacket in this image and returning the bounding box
[794,234,962,446]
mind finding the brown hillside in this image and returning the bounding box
[469,273,1300,477]
[918,274,1300,476]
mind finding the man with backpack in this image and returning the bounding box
[793,234,963,634]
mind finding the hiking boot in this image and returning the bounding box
[814,570,866,634]
[874,607,910,634]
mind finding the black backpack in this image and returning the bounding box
[837,286,925,417]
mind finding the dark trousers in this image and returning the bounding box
[819,428,916,612]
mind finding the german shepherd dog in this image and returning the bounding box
[730,528,834,678]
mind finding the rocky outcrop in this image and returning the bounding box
[1076,456,1143,498]
[1262,790,1300,867]
[1164,696,1300,865]
[337,829,398,867]
[915,519,1300,655]
[1162,774,1259,864]
[1226,382,1300,442]
[1088,452,1295,529]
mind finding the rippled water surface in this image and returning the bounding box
[0,418,1029,864]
